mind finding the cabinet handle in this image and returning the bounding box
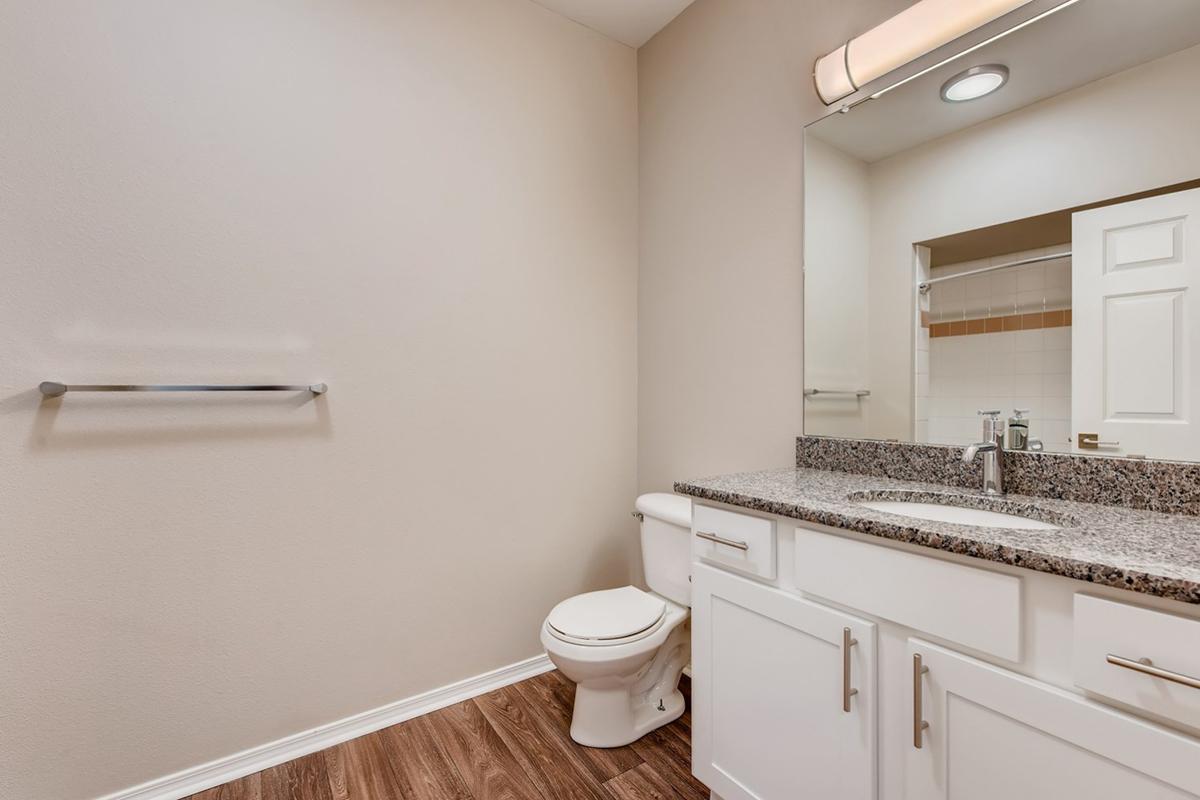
[913,653,930,749]
[695,531,749,551]
[842,627,858,713]
[1107,654,1200,690]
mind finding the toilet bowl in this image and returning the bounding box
[541,493,692,748]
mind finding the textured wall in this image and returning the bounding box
[0,2,638,798]
[636,0,916,493]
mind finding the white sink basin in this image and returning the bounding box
[856,500,1060,530]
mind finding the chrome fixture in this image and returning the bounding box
[804,389,871,398]
[940,63,1009,102]
[842,627,859,713]
[1006,409,1043,452]
[39,382,328,398]
[913,653,930,749]
[962,410,1005,494]
[694,531,749,552]
[1106,654,1200,691]
[918,250,1070,294]
[1007,409,1030,450]
[1077,432,1120,450]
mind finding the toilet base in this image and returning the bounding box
[569,687,685,748]
[559,614,690,748]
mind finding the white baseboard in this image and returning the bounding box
[96,653,554,800]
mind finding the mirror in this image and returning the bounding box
[803,0,1200,461]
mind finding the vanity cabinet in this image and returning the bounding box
[691,563,877,800]
[907,639,1200,799]
[689,505,1200,800]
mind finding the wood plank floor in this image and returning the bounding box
[187,672,708,800]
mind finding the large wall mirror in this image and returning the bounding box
[803,0,1200,461]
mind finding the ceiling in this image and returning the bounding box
[532,0,697,47]
[809,0,1200,163]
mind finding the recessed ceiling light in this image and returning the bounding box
[940,64,1009,102]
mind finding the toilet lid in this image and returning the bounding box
[547,586,666,642]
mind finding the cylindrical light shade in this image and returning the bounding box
[814,0,1033,105]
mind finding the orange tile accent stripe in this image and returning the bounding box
[930,310,1071,338]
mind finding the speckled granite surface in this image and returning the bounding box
[796,436,1200,516]
[674,467,1200,604]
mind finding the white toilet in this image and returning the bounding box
[541,493,692,748]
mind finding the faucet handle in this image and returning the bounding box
[978,409,1004,440]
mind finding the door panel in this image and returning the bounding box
[906,639,1200,799]
[1073,187,1200,459]
[1104,291,1182,417]
[1104,216,1184,272]
[692,564,877,800]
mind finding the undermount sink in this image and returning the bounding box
[849,491,1067,530]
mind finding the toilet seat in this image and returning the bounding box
[546,586,666,647]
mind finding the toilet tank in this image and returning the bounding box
[635,493,692,606]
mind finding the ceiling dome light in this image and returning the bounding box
[940,64,1009,102]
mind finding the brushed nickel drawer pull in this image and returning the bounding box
[842,627,858,713]
[695,531,749,551]
[913,653,930,749]
[1107,654,1200,690]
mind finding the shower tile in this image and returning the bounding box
[1016,264,1045,291]
[1044,327,1071,350]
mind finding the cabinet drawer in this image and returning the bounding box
[795,526,1021,661]
[692,505,776,580]
[1073,594,1200,730]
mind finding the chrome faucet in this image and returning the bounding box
[962,410,1005,495]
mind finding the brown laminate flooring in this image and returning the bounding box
[187,671,708,800]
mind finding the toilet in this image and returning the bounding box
[541,493,692,748]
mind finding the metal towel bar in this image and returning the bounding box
[804,389,870,397]
[39,382,328,397]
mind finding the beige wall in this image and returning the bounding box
[636,0,915,492]
[0,2,637,799]
[865,43,1200,438]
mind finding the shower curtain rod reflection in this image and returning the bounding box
[917,250,1071,294]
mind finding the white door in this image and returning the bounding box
[906,639,1200,800]
[691,563,877,800]
[1072,188,1200,459]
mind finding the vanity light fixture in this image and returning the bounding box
[813,0,1033,105]
[940,64,1009,102]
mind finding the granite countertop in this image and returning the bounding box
[674,467,1200,604]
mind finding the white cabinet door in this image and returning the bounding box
[1072,187,1200,459]
[691,563,877,800]
[906,639,1200,800]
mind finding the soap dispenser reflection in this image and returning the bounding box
[1007,409,1043,452]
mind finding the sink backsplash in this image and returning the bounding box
[796,436,1200,516]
